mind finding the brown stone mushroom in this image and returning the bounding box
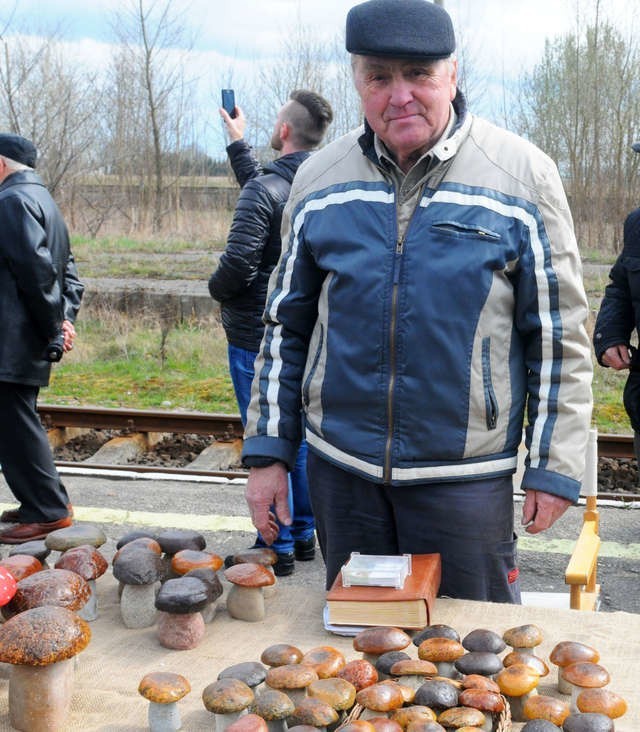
[287,696,339,731]
[437,706,486,729]
[417,637,466,679]
[356,680,405,719]
[549,641,600,695]
[388,658,438,690]
[248,687,295,732]
[225,713,269,732]
[522,693,570,727]
[307,676,357,721]
[54,544,108,621]
[171,548,224,576]
[495,663,540,722]
[367,717,403,732]
[458,688,506,731]
[2,567,90,620]
[381,678,416,705]
[459,675,500,693]
[155,576,209,649]
[138,671,191,731]
[265,662,319,705]
[375,651,412,681]
[0,605,90,732]
[261,642,304,667]
[405,723,445,732]
[224,562,275,621]
[390,704,438,728]
[561,662,610,713]
[502,624,544,656]
[202,677,255,732]
[227,547,279,597]
[354,627,412,665]
[502,650,549,678]
[0,554,43,582]
[301,645,346,678]
[8,540,51,567]
[576,688,627,719]
[338,658,379,690]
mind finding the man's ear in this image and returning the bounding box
[279,121,290,142]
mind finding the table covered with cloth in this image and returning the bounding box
[0,573,636,731]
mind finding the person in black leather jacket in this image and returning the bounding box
[0,134,84,544]
[593,142,640,458]
[209,90,333,575]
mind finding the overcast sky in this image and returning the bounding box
[2,0,636,155]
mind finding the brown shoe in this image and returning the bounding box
[0,516,73,544]
[0,504,73,524]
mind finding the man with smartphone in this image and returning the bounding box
[209,89,333,575]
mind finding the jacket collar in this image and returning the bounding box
[0,169,44,193]
[358,87,470,168]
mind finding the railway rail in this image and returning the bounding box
[36,404,638,497]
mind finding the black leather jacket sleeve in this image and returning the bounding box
[226,139,262,188]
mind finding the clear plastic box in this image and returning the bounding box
[341,553,412,589]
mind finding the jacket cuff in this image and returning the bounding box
[522,466,581,504]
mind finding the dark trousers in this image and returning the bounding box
[0,382,70,522]
[307,451,521,603]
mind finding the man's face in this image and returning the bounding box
[270,104,288,152]
[353,55,457,171]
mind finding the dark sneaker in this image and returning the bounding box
[273,552,295,577]
[294,536,316,561]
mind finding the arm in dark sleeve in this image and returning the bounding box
[62,251,84,322]
[209,178,272,302]
[0,195,61,340]
[227,139,263,188]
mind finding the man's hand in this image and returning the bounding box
[245,463,290,545]
[219,105,247,142]
[61,319,76,352]
[521,489,572,534]
[602,344,632,370]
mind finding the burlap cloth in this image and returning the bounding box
[0,573,636,731]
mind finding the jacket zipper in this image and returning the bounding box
[383,232,404,483]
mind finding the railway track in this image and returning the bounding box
[36,404,639,498]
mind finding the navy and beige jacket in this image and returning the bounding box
[243,99,593,502]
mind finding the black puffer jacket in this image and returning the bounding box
[593,207,640,363]
[0,170,84,386]
[209,141,310,351]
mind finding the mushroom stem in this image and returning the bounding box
[9,657,74,732]
[148,700,182,731]
[558,675,572,695]
[78,579,98,622]
[215,710,246,732]
[505,692,535,723]
[226,585,265,622]
[434,661,458,679]
[120,582,159,628]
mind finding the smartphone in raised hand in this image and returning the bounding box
[221,89,236,118]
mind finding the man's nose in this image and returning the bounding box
[388,78,414,107]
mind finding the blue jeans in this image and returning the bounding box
[228,344,314,554]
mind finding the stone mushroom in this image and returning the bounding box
[454,651,503,679]
[381,677,415,706]
[496,662,541,722]
[502,623,544,656]
[412,624,460,647]
[375,651,411,680]
[224,562,275,621]
[156,528,207,579]
[202,677,255,731]
[0,565,17,606]
[388,658,438,691]
[8,540,51,567]
[461,628,506,655]
[138,671,191,732]
[405,723,446,732]
[0,554,43,582]
[170,548,223,578]
[549,641,600,695]
[45,523,107,551]
[301,645,346,679]
[502,650,549,678]
[2,567,90,620]
[155,575,210,649]
[458,687,506,732]
[307,676,357,721]
[54,544,108,621]
[218,660,268,694]
[354,627,412,665]
[261,643,304,668]
[522,693,570,728]
[417,637,466,679]
[390,704,438,728]
[225,713,269,732]
[560,662,611,713]
[0,605,90,731]
[249,688,295,732]
[521,721,564,732]
[287,696,339,731]
[265,663,319,705]
[356,680,405,720]
[112,544,164,628]
[436,705,486,729]
[226,547,279,598]
[562,712,615,732]
[460,674,501,693]
[413,679,459,714]
[185,566,224,622]
[337,658,379,691]
[576,688,627,720]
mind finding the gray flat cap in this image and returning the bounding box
[346,0,455,60]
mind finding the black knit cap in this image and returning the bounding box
[0,133,37,168]
[346,0,455,60]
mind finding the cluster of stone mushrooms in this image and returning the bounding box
[0,522,109,731]
[136,622,628,732]
[111,529,281,651]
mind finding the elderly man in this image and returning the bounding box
[0,133,83,543]
[241,0,593,601]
